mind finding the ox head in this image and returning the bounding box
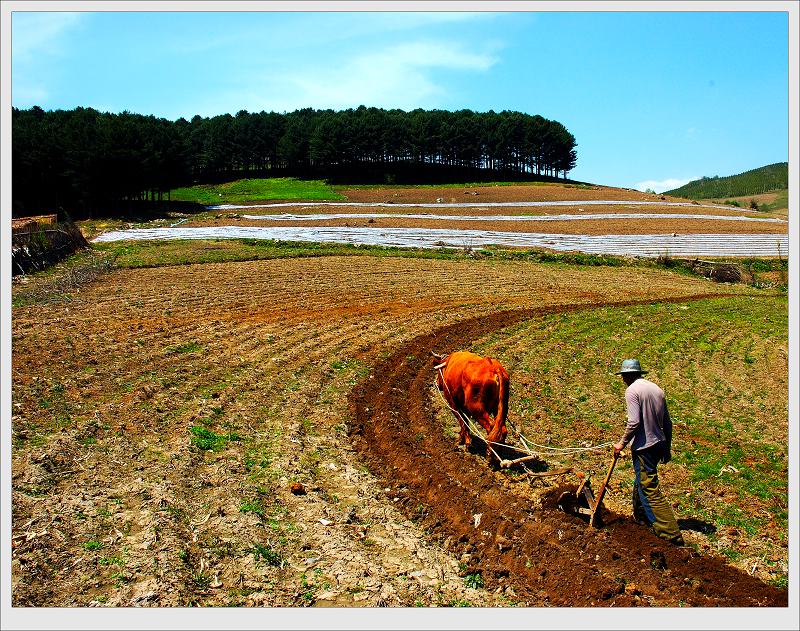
[431,351,448,371]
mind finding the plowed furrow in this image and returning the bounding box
[348,296,787,607]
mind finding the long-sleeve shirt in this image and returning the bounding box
[619,377,672,452]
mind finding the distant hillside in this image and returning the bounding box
[665,162,788,199]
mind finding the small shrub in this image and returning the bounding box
[189,426,239,451]
[464,572,484,589]
[251,543,283,567]
[191,571,211,589]
[165,341,203,355]
[656,253,676,268]
[239,498,265,517]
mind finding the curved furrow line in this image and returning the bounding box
[348,295,787,607]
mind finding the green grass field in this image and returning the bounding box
[169,178,346,205]
[82,240,739,274]
[473,295,788,561]
[714,189,788,214]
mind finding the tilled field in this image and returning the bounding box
[11,254,787,607]
[335,183,705,205]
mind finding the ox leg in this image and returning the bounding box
[478,412,499,461]
[436,373,468,447]
[455,409,471,447]
[440,386,471,447]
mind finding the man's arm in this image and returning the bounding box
[663,402,672,447]
[661,401,673,463]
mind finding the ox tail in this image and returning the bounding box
[493,367,509,444]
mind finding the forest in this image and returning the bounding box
[664,162,788,199]
[12,106,578,219]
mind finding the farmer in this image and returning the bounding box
[612,359,684,545]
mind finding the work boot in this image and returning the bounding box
[665,534,685,546]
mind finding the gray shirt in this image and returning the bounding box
[619,377,672,452]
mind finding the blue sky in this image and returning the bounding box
[11,9,790,191]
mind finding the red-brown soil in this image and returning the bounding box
[339,184,681,204]
[348,298,787,607]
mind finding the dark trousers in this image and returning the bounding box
[632,443,682,541]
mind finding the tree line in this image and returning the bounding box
[12,105,578,218]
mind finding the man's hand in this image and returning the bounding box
[613,441,624,454]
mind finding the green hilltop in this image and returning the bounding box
[665,162,788,199]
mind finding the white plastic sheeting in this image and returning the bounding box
[92,225,789,258]
[238,212,785,224]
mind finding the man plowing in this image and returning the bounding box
[613,359,684,545]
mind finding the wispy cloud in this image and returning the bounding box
[12,12,83,60]
[633,177,700,193]
[256,40,499,112]
[168,12,493,56]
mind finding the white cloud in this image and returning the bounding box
[254,40,499,112]
[633,177,700,194]
[12,12,83,60]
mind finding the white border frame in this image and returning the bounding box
[2,2,797,630]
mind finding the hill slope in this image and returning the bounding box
[665,162,788,199]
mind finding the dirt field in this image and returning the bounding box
[337,183,696,205]
[11,250,788,608]
[183,183,787,248]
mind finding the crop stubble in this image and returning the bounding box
[11,255,785,607]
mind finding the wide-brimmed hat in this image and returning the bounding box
[615,358,648,375]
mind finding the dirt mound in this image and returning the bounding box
[348,299,787,607]
[12,218,89,276]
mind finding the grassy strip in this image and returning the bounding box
[170,178,347,205]
[712,189,788,214]
[85,239,717,275]
[758,189,789,213]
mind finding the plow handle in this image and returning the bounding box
[589,450,620,527]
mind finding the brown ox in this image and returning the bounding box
[433,351,509,462]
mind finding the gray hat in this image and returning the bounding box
[615,358,648,375]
